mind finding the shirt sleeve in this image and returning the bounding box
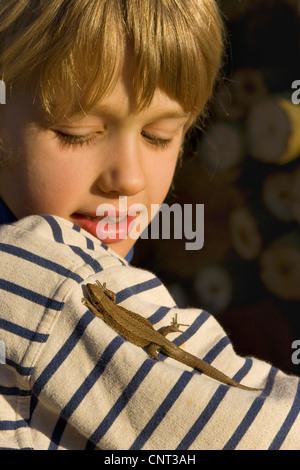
[32,266,300,450]
[0,215,300,450]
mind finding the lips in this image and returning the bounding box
[71,212,137,243]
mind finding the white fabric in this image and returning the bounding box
[0,215,299,450]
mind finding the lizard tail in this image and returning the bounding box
[165,345,262,391]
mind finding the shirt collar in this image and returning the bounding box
[0,200,134,263]
[125,247,134,264]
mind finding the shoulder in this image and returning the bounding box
[0,215,133,369]
[0,214,125,271]
[0,214,177,348]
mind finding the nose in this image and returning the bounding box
[95,137,146,196]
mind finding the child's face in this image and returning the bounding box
[0,74,190,258]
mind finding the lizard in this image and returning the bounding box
[81,280,262,392]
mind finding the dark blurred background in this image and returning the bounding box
[132,0,300,375]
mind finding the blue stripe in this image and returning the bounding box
[268,378,300,450]
[202,335,231,363]
[71,222,98,249]
[31,311,94,416]
[0,420,29,431]
[176,358,255,450]
[49,336,124,450]
[130,370,192,450]
[172,310,211,349]
[156,314,225,365]
[0,447,33,450]
[85,359,155,449]
[148,306,172,324]
[5,358,33,376]
[223,367,277,450]
[42,216,103,272]
[0,318,49,343]
[148,308,210,335]
[71,222,97,251]
[86,312,214,449]
[0,279,64,311]
[42,215,64,243]
[72,223,80,233]
[0,243,83,283]
[71,221,116,257]
[116,278,162,303]
[85,237,94,250]
[69,245,102,272]
[0,385,31,397]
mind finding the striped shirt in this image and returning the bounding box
[0,213,299,450]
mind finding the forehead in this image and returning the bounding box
[55,75,190,127]
[89,89,189,121]
[1,85,190,135]
[0,0,223,128]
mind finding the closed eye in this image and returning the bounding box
[141,130,173,149]
[53,129,173,150]
[54,130,98,148]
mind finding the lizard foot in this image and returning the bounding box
[81,297,104,319]
[97,281,117,303]
[159,313,189,337]
[146,343,161,360]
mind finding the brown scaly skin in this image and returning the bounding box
[82,281,262,392]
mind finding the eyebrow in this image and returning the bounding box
[53,103,191,128]
[149,111,190,121]
[88,105,190,122]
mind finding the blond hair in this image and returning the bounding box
[0,0,224,124]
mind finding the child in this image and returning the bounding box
[0,0,299,451]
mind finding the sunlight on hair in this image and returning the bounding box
[0,0,224,124]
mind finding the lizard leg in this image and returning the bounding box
[96,280,117,303]
[159,313,189,337]
[147,314,189,360]
[81,297,104,319]
[146,343,161,360]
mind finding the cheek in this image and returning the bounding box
[148,157,178,200]
[24,159,86,212]
[3,147,85,217]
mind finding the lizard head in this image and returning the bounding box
[85,281,117,304]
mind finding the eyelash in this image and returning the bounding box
[141,131,173,150]
[54,130,173,150]
[54,131,98,148]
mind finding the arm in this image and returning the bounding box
[34,271,300,450]
[1,215,299,450]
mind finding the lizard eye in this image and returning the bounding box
[104,288,117,302]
